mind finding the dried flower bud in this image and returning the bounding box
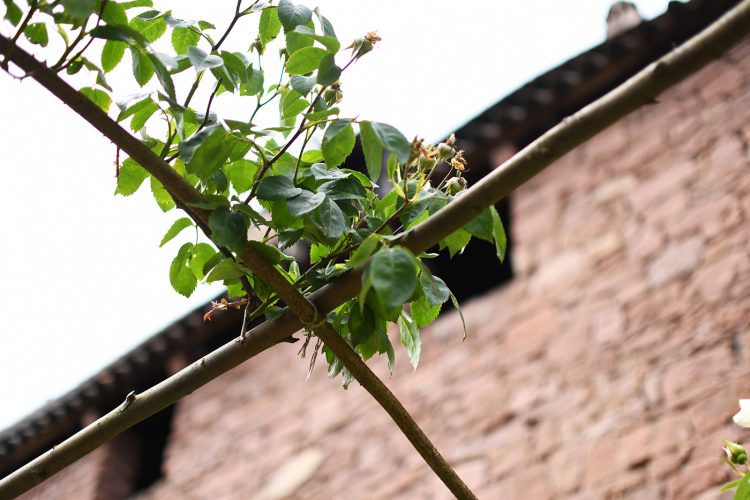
[445,133,456,147]
[450,150,468,171]
[251,38,264,55]
[365,31,382,44]
[445,176,467,195]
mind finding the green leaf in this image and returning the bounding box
[249,241,290,265]
[208,206,247,248]
[101,1,127,25]
[348,235,379,267]
[736,474,750,500]
[277,0,312,32]
[171,26,200,54]
[285,46,326,75]
[464,207,494,242]
[259,6,281,45]
[491,206,507,263]
[450,291,468,340]
[398,311,421,370]
[277,228,304,250]
[411,295,441,329]
[226,159,257,194]
[180,125,235,181]
[169,243,197,297]
[349,303,375,347]
[420,267,450,306]
[160,217,194,247]
[101,40,127,72]
[186,243,216,280]
[129,10,167,42]
[293,25,340,53]
[24,23,49,46]
[121,0,154,9]
[290,75,316,95]
[130,46,154,86]
[285,29,314,55]
[256,175,302,200]
[370,247,417,310]
[721,479,742,492]
[322,119,355,168]
[79,87,111,112]
[241,66,264,96]
[287,190,325,217]
[319,177,366,201]
[61,0,96,21]
[115,158,149,196]
[442,228,471,257]
[371,122,411,165]
[318,198,346,239]
[310,163,348,181]
[316,53,341,86]
[90,24,146,44]
[151,177,175,211]
[187,45,223,71]
[147,52,176,101]
[359,121,383,181]
[3,0,22,26]
[205,258,247,283]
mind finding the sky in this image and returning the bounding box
[0,0,674,429]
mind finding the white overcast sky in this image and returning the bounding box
[0,0,673,429]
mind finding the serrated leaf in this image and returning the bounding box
[188,243,216,280]
[151,177,175,211]
[187,45,223,71]
[171,26,200,54]
[398,311,421,370]
[259,6,281,45]
[205,258,246,283]
[24,23,48,46]
[115,158,149,196]
[318,177,366,200]
[370,247,417,310]
[170,243,197,297]
[79,87,111,112]
[491,206,507,263]
[464,207,494,242]
[309,163,348,180]
[160,217,194,247]
[180,125,235,180]
[226,159,258,194]
[318,197,346,239]
[277,0,312,32]
[208,206,247,248]
[130,46,154,86]
[102,40,126,72]
[287,190,325,217]
[286,46,326,75]
[147,52,176,100]
[348,235,379,267]
[359,121,382,181]
[256,175,302,200]
[101,1,127,25]
[411,295,441,329]
[293,25,340,53]
[419,267,450,306]
[277,228,304,250]
[129,10,167,42]
[442,228,471,257]
[322,119,355,168]
[316,53,341,86]
[290,75,315,94]
[371,122,411,165]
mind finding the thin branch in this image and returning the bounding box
[2,0,750,496]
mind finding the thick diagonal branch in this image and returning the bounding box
[2,0,750,497]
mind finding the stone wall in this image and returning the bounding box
[21,35,750,500]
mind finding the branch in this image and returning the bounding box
[2,0,750,496]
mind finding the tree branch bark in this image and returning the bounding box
[2,0,750,496]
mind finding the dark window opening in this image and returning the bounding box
[130,402,175,492]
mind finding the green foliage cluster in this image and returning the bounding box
[3,0,506,381]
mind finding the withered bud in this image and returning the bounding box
[450,150,468,171]
[445,133,456,147]
[251,38,264,55]
[365,31,382,44]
